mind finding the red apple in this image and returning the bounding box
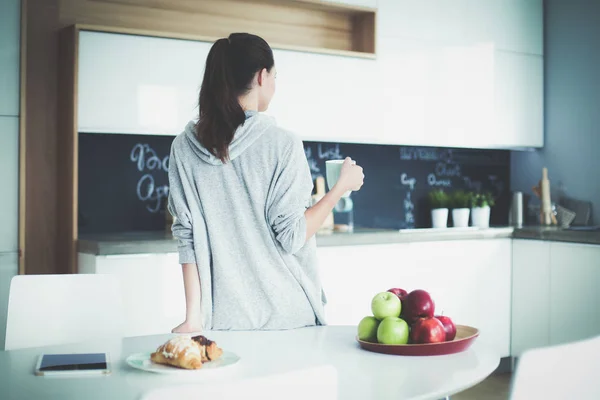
[410,317,446,344]
[402,289,435,324]
[435,315,456,341]
[387,288,408,302]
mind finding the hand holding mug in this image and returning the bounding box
[330,157,364,195]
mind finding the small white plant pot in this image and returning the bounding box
[431,208,449,228]
[452,208,470,228]
[471,206,491,228]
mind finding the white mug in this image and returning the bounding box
[325,159,352,198]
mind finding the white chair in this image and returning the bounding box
[5,274,125,350]
[510,335,600,399]
[141,364,339,400]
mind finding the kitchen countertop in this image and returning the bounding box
[78,225,600,256]
[512,226,600,245]
[78,227,516,256]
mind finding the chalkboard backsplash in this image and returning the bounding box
[78,133,510,234]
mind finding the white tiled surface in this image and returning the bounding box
[0,116,19,253]
[0,251,18,350]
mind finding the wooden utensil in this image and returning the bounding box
[532,167,557,226]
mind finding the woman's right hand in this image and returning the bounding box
[336,157,364,192]
[172,319,203,334]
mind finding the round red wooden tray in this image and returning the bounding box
[356,325,479,356]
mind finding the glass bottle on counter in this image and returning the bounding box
[333,196,354,233]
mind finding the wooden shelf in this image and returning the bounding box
[63,0,377,57]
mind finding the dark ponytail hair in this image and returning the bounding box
[196,33,275,162]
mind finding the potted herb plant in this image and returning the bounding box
[450,190,471,228]
[470,192,496,228]
[428,189,450,228]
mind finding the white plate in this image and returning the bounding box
[126,351,241,374]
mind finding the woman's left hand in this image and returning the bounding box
[171,319,203,334]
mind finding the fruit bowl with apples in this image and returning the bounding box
[356,288,479,356]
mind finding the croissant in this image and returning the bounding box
[150,336,204,370]
[192,335,224,362]
[150,335,224,370]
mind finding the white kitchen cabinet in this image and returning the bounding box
[465,0,543,55]
[0,117,19,253]
[377,37,492,147]
[79,5,543,149]
[317,243,416,326]
[377,39,542,149]
[378,0,469,46]
[378,0,542,55]
[549,242,600,346]
[78,252,186,337]
[406,239,512,358]
[491,51,544,148]
[0,0,21,117]
[78,32,204,136]
[266,47,380,144]
[0,252,19,350]
[78,30,381,144]
[511,239,551,357]
[317,239,512,357]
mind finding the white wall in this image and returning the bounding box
[0,0,21,350]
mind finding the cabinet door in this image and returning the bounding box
[406,239,512,357]
[378,0,468,45]
[511,239,551,357]
[267,47,380,144]
[465,0,543,55]
[317,244,415,326]
[78,31,205,135]
[493,51,544,148]
[0,0,20,116]
[0,117,19,253]
[377,37,496,148]
[95,253,186,337]
[549,243,600,346]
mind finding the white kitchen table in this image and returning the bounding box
[0,326,500,400]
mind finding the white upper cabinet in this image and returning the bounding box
[378,0,469,45]
[465,0,543,55]
[267,48,381,144]
[492,51,544,148]
[378,0,543,55]
[78,31,381,143]
[78,31,205,136]
[376,0,543,148]
[78,0,543,148]
[377,38,543,148]
[0,0,21,117]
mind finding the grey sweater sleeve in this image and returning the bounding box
[167,144,197,265]
[266,136,314,254]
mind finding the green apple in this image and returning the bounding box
[377,317,410,345]
[371,291,402,320]
[357,316,380,342]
